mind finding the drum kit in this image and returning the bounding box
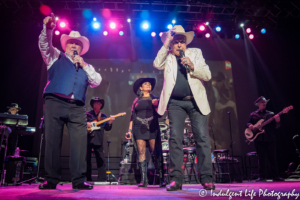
[160,117,195,150]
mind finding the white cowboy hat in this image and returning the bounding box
[60,31,90,55]
[161,25,194,45]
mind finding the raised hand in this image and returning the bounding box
[43,13,56,29]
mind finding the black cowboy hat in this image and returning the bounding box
[90,97,105,109]
[7,103,21,111]
[254,96,270,106]
[133,78,156,95]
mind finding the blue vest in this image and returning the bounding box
[44,52,89,103]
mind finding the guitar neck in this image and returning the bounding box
[260,110,284,128]
[94,113,126,126]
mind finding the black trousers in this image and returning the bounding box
[7,132,18,156]
[86,143,106,181]
[167,99,213,184]
[255,141,279,178]
[44,94,87,185]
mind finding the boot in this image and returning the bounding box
[151,153,166,187]
[138,160,148,187]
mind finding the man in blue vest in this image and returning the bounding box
[38,13,101,190]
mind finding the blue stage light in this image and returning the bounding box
[119,31,124,36]
[167,24,173,29]
[215,26,221,32]
[93,22,100,29]
[142,22,149,30]
[235,34,240,39]
[261,28,266,34]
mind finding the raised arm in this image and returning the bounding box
[153,28,175,70]
[189,49,211,81]
[38,13,60,70]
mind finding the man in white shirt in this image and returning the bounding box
[38,13,101,190]
[153,25,214,191]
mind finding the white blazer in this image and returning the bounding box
[153,46,211,116]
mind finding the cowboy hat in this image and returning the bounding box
[161,25,194,45]
[7,103,21,111]
[254,96,270,106]
[90,97,105,110]
[133,78,156,96]
[60,31,90,55]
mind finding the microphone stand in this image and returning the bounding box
[227,111,234,163]
[210,124,217,150]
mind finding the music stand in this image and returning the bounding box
[17,117,45,185]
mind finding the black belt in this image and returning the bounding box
[45,94,84,105]
[171,96,194,101]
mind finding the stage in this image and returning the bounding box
[0,181,300,200]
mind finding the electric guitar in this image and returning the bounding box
[245,105,293,142]
[87,112,126,134]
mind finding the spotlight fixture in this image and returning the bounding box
[240,23,244,27]
[172,20,176,24]
[93,22,100,29]
[93,17,97,21]
[55,30,60,35]
[167,24,173,29]
[141,21,149,30]
[199,25,205,31]
[249,34,254,40]
[119,31,124,36]
[261,28,266,34]
[55,17,59,21]
[246,28,251,33]
[103,31,108,36]
[110,22,116,29]
[205,33,210,38]
[151,32,156,37]
[205,22,209,25]
[60,22,66,28]
[127,18,131,23]
[235,34,240,39]
[215,26,221,32]
[159,32,163,37]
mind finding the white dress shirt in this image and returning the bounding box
[38,25,102,99]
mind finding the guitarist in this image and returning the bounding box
[246,96,285,182]
[86,97,115,181]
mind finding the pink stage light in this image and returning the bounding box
[249,34,254,39]
[205,33,210,38]
[103,31,108,36]
[246,28,251,33]
[60,22,66,28]
[159,32,163,37]
[151,32,156,37]
[110,22,116,29]
[199,25,205,31]
[55,30,60,35]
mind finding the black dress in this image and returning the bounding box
[130,96,158,140]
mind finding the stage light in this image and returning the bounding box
[93,22,100,29]
[119,31,124,36]
[55,30,60,35]
[246,28,251,33]
[240,23,244,27]
[261,28,266,34]
[172,20,176,24]
[103,31,108,36]
[205,33,210,38]
[205,22,209,25]
[60,22,66,28]
[93,17,97,21]
[55,17,59,21]
[199,25,205,31]
[159,32,163,37]
[142,21,149,30]
[215,26,221,32]
[110,22,116,29]
[127,18,131,23]
[151,32,156,37]
[249,34,254,40]
[167,24,173,29]
[235,34,240,39]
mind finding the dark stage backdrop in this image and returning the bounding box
[1,24,299,176]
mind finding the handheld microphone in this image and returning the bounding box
[74,50,79,71]
[179,50,190,73]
